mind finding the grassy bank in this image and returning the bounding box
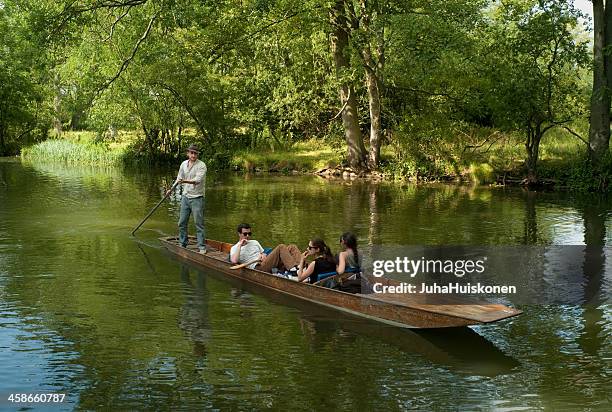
[230,140,344,172]
[19,127,608,191]
[230,127,610,191]
[21,131,127,165]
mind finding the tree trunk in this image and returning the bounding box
[108,124,117,140]
[69,111,83,130]
[589,0,611,161]
[141,122,155,155]
[177,125,183,156]
[525,123,542,184]
[359,0,384,170]
[330,0,367,171]
[365,65,382,169]
[53,73,63,138]
[0,124,5,156]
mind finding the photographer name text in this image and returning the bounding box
[372,282,516,294]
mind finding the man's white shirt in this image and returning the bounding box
[177,159,206,198]
[230,240,264,269]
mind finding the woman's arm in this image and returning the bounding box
[336,251,346,275]
[298,261,316,282]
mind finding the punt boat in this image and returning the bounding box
[160,237,522,329]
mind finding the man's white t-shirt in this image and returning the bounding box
[230,240,264,269]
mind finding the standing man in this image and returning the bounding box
[168,144,207,253]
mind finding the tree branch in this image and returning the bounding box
[104,5,133,42]
[562,126,589,146]
[93,11,158,98]
[51,1,149,39]
[208,7,320,64]
[329,88,351,122]
[156,82,209,141]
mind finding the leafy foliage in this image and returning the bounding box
[1,0,607,189]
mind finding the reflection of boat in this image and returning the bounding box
[169,258,519,377]
[160,237,522,329]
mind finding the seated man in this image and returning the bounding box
[230,223,302,273]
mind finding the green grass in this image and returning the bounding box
[21,135,125,165]
[231,139,343,172]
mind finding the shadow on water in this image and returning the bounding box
[163,252,519,377]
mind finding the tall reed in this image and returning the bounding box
[21,139,123,165]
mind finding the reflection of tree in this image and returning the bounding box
[524,195,609,405]
[178,265,211,357]
[522,190,539,244]
[580,197,606,306]
[206,175,568,247]
[0,160,10,190]
[367,183,380,246]
[577,196,607,358]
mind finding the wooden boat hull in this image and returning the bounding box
[160,237,522,329]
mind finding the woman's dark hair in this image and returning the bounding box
[340,232,359,264]
[310,238,335,264]
[237,223,251,233]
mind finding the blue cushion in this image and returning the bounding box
[316,266,360,282]
[316,271,337,282]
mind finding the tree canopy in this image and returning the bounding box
[0,0,606,186]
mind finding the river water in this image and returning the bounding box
[0,158,610,410]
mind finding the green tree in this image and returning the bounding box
[483,0,589,182]
[0,0,55,155]
[589,0,612,163]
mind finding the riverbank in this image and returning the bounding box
[19,129,608,191]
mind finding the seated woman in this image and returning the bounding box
[336,231,360,277]
[296,238,336,283]
[332,232,362,293]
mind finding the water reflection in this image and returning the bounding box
[580,196,608,306]
[178,265,211,357]
[0,160,611,410]
[191,262,518,377]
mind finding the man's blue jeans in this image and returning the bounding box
[178,196,205,249]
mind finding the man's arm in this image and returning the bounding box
[166,163,184,196]
[182,162,206,185]
[230,243,242,264]
[254,240,266,260]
